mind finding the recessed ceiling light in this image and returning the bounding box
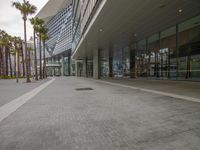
[99,29,103,32]
[178,9,182,13]
[134,34,137,37]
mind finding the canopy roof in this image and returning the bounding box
[36,0,72,23]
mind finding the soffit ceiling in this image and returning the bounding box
[36,0,72,23]
[73,0,200,59]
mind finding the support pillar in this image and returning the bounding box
[61,55,64,76]
[68,52,71,76]
[93,48,100,79]
[83,57,88,77]
[53,57,56,76]
[75,60,78,77]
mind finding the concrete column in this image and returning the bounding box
[68,53,71,76]
[52,57,55,76]
[93,48,100,79]
[83,57,88,77]
[75,60,78,77]
[61,56,64,76]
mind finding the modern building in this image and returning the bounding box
[37,0,73,76]
[72,0,200,81]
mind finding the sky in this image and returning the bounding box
[0,0,49,40]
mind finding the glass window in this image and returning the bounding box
[161,26,176,78]
[178,15,200,79]
[148,33,159,77]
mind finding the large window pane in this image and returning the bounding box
[179,15,200,79]
[161,26,176,78]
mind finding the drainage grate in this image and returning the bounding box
[75,87,94,91]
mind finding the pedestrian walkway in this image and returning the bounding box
[0,78,50,107]
[100,78,200,101]
[0,78,55,122]
[0,77,200,150]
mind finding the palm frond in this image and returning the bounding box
[12,0,37,17]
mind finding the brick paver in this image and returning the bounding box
[101,78,200,99]
[0,77,200,150]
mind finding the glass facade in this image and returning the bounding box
[71,1,200,81]
[46,4,72,55]
[72,0,99,52]
[99,15,200,80]
[45,4,73,76]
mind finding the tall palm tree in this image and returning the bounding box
[40,26,49,79]
[12,0,37,82]
[30,17,44,80]
[0,31,9,77]
[8,36,13,77]
[0,30,5,77]
[15,37,23,77]
[19,39,25,77]
[35,19,45,79]
[11,37,17,76]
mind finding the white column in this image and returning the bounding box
[83,57,88,77]
[93,48,100,79]
[61,56,64,76]
[75,60,78,77]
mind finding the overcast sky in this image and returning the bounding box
[0,0,48,40]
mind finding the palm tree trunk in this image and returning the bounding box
[16,48,20,78]
[13,49,16,76]
[39,36,42,79]
[3,46,6,77]
[23,18,31,82]
[0,49,2,76]
[21,44,25,77]
[33,29,38,80]
[5,47,8,76]
[42,40,46,78]
[28,47,31,78]
[8,50,12,77]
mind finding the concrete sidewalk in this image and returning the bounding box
[0,78,50,107]
[0,77,200,150]
[100,78,200,100]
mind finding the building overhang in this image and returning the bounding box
[36,0,72,23]
[72,0,200,59]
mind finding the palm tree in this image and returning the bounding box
[0,30,6,77]
[19,39,25,77]
[40,26,49,78]
[30,17,44,80]
[11,37,17,76]
[8,35,13,77]
[35,20,45,79]
[12,0,37,82]
[0,31,9,77]
[15,37,23,78]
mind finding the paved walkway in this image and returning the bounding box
[0,77,200,150]
[101,78,200,100]
[0,78,50,107]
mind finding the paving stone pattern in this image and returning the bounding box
[0,77,200,150]
[0,79,50,107]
